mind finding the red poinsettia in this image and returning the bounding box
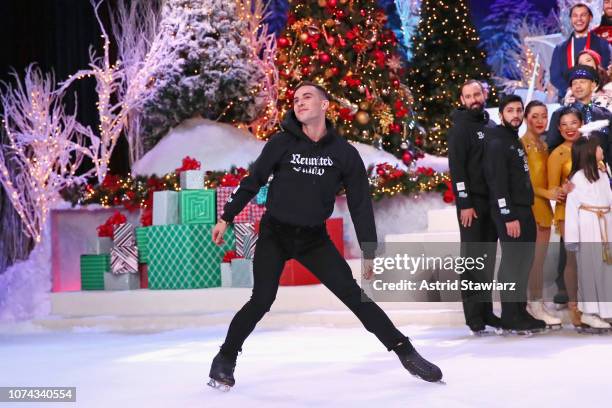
[97,211,127,238]
[443,180,455,203]
[175,156,201,174]
[222,250,242,263]
[101,174,121,193]
[416,167,435,177]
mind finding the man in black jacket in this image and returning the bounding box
[447,80,500,335]
[484,94,546,334]
[207,82,442,390]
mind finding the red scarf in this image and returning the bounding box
[567,31,592,68]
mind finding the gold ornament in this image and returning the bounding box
[277,53,289,64]
[356,111,370,125]
[299,32,309,42]
[359,101,370,111]
[324,68,334,79]
[325,19,336,28]
[339,0,349,4]
[318,0,327,7]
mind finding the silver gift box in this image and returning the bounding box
[180,170,205,190]
[230,259,253,288]
[104,271,140,290]
[153,191,179,225]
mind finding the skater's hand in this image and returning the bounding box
[505,220,521,238]
[553,187,566,202]
[562,180,574,194]
[212,220,228,245]
[460,208,478,228]
[362,258,375,280]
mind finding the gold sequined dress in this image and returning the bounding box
[521,136,553,227]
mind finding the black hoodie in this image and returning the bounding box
[483,124,534,223]
[221,111,376,257]
[447,107,495,209]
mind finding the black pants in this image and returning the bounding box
[456,196,498,329]
[220,214,406,356]
[491,206,536,312]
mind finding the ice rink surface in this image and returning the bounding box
[1,324,611,407]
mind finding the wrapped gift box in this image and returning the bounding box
[80,254,110,290]
[230,258,253,288]
[179,189,216,225]
[110,246,139,274]
[104,271,140,290]
[249,204,266,223]
[93,237,112,254]
[279,218,344,286]
[147,224,235,289]
[113,222,136,247]
[220,262,232,287]
[180,170,204,190]
[216,186,251,223]
[234,223,257,259]
[139,263,148,289]
[256,185,268,205]
[153,191,179,225]
[135,227,149,263]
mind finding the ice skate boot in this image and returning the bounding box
[207,352,236,392]
[527,301,562,330]
[501,303,542,336]
[577,314,612,334]
[394,339,444,383]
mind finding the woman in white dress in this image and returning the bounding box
[565,137,612,331]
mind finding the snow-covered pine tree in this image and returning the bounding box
[140,0,269,152]
[480,0,544,80]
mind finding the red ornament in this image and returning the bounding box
[278,37,290,48]
[392,79,400,88]
[300,56,310,65]
[415,137,423,147]
[326,36,335,46]
[335,9,345,19]
[319,52,331,63]
[377,168,385,176]
[376,41,382,47]
[301,66,310,76]
[331,66,340,76]
[360,9,366,16]
[402,152,413,165]
[328,0,338,6]
[389,123,401,133]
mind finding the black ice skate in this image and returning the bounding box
[501,304,546,336]
[394,340,444,383]
[207,352,237,392]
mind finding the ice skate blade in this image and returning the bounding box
[547,324,563,331]
[471,329,498,337]
[576,326,611,335]
[409,373,445,384]
[501,329,543,337]
[207,379,232,392]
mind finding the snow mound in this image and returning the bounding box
[133,117,448,176]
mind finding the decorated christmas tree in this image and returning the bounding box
[139,0,275,152]
[407,0,497,155]
[275,0,424,163]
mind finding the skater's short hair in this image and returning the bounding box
[499,94,524,112]
[295,81,330,100]
[570,3,593,18]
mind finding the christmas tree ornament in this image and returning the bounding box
[356,111,370,125]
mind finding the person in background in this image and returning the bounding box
[593,0,612,44]
[484,94,546,335]
[565,136,612,332]
[548,107,583,327]
[447,79,500,336]
[520,101,563,329]
[550,3,610,99]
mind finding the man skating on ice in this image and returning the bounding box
[207,82,443,390]
[447,80,501,336]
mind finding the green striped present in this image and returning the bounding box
[80,254,110,290]
[135,227,149,263]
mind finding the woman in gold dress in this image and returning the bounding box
[547,107,583,326]
[520,101,563,327]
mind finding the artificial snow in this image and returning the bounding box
[132,117,448,176]
[0,324,610,407]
